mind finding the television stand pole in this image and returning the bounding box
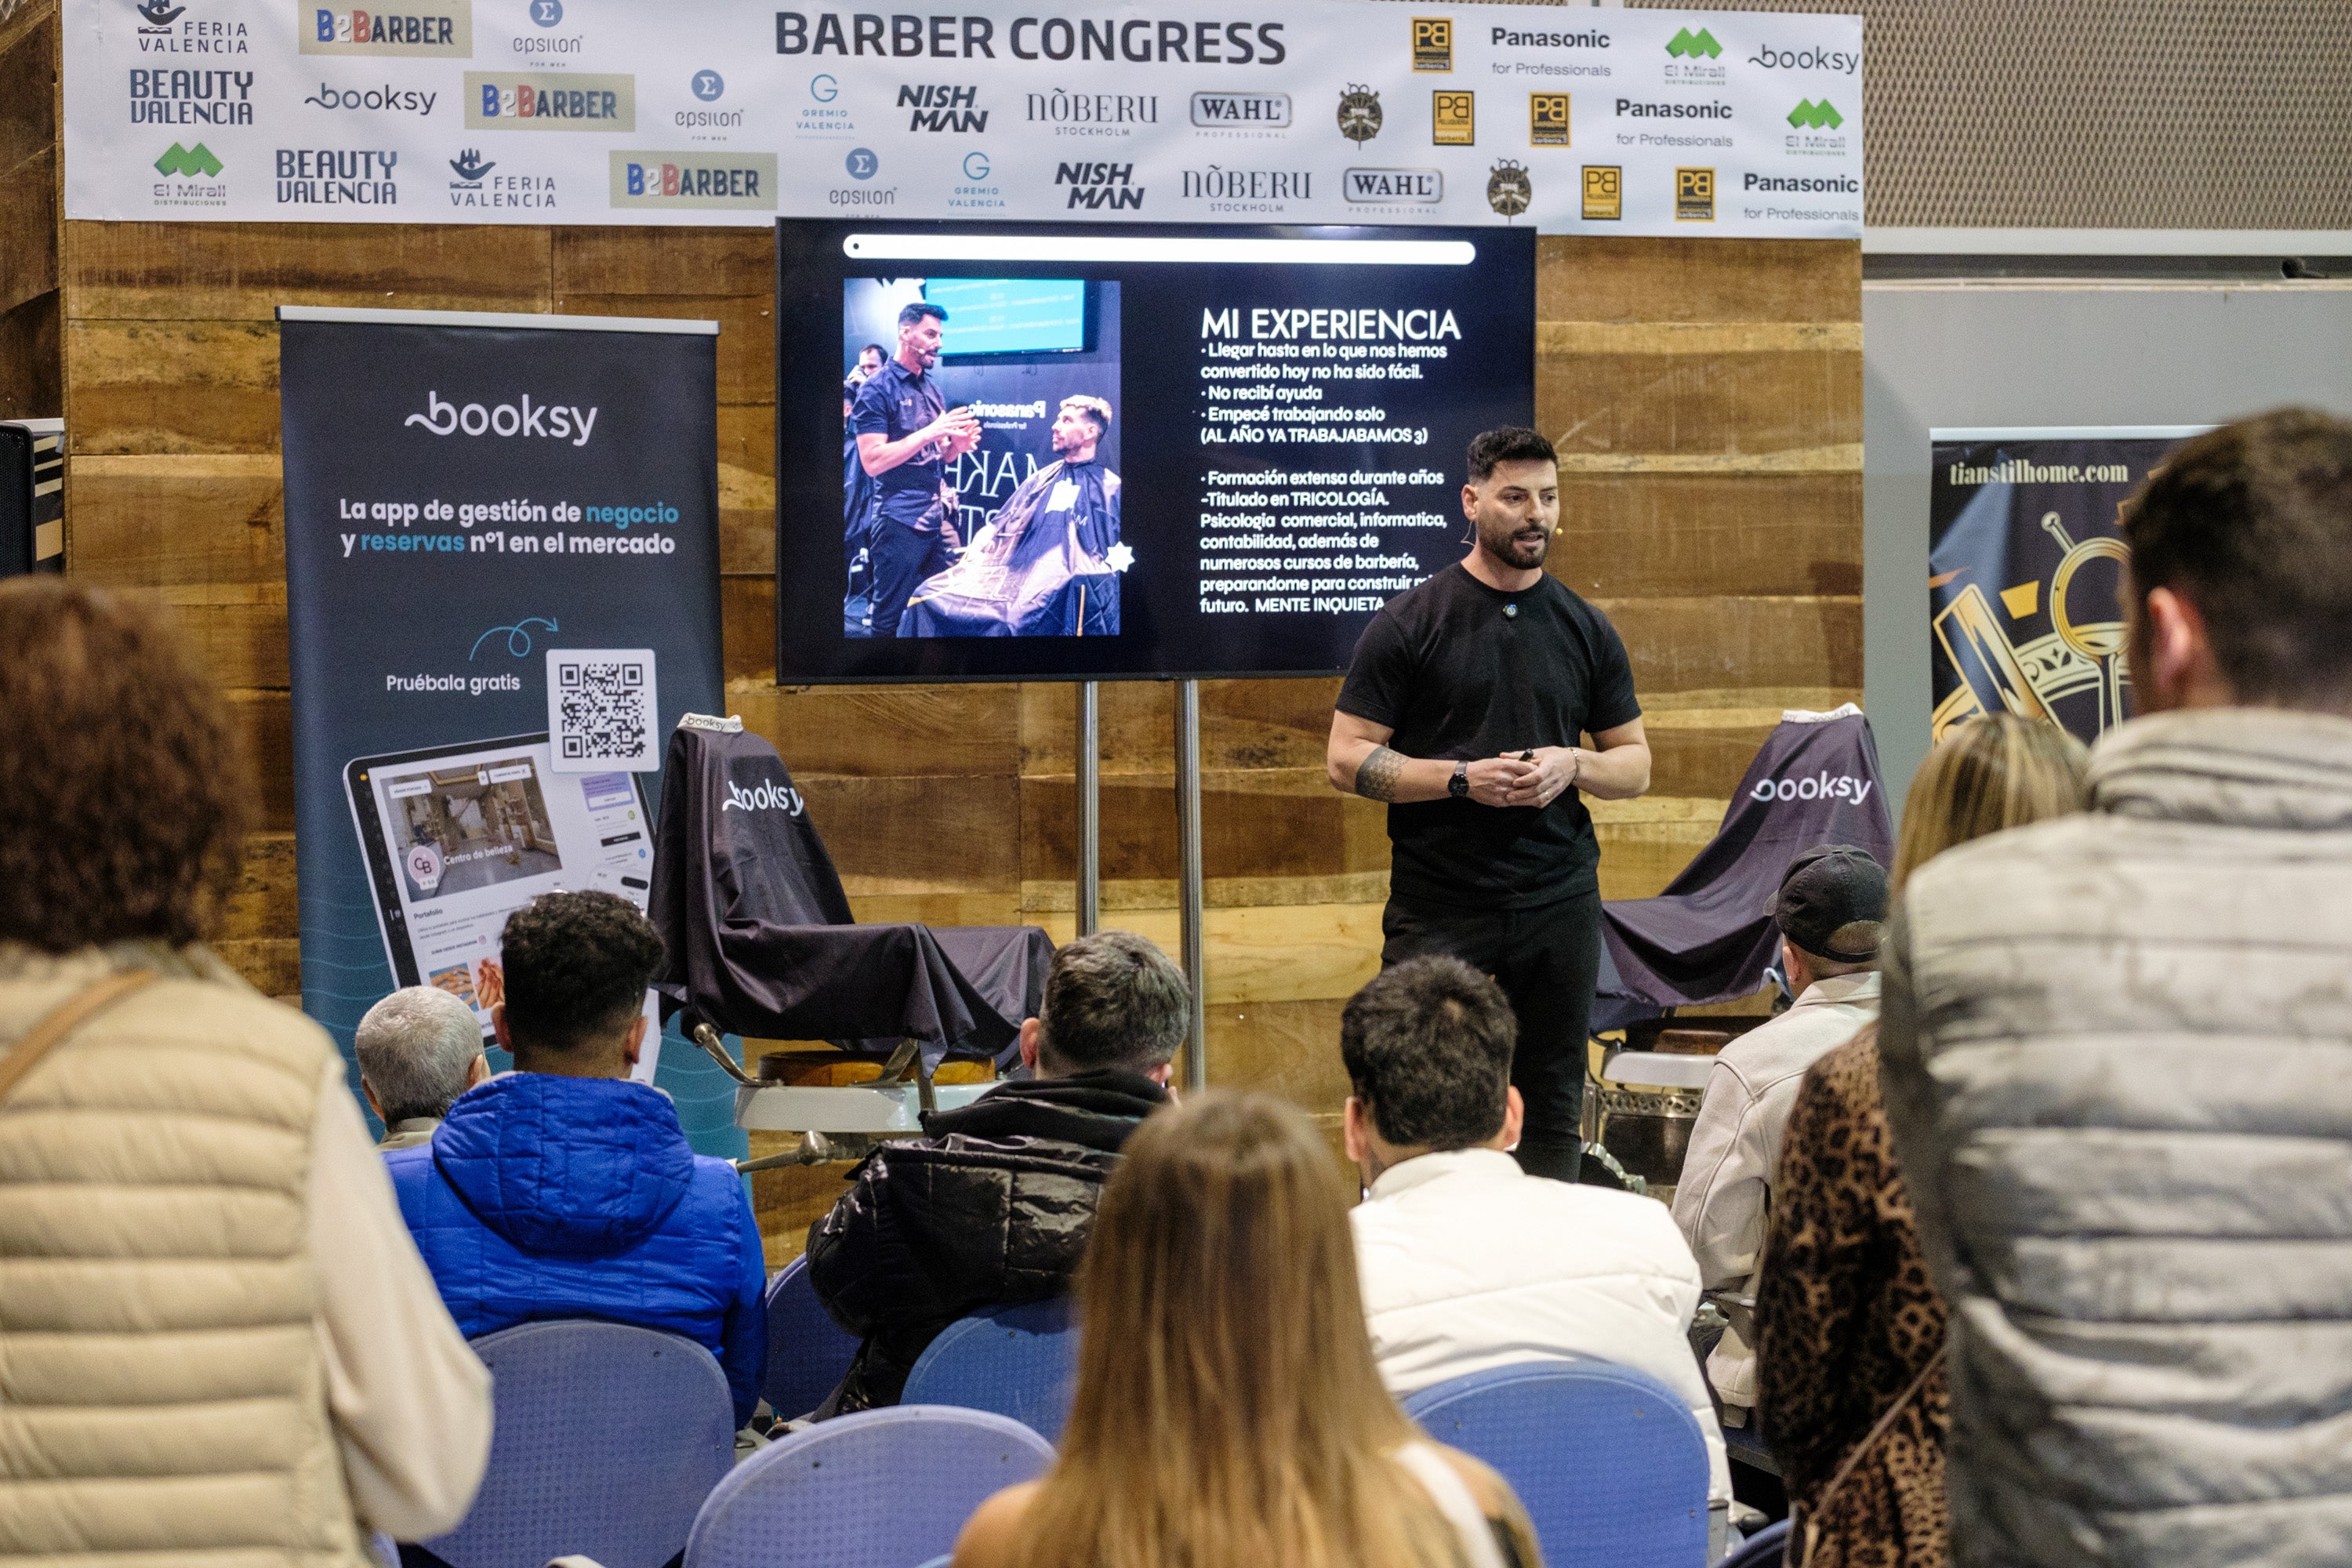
[1176,678,1207,1091]
[1076,681,1100,938]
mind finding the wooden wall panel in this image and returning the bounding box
[51,212,1862,1264]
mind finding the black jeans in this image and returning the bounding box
[1381,888,1600,1181]
[867,510,949,638]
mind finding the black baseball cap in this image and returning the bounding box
[1768,844,1888,960]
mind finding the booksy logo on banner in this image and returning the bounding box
[405,389,599,445]
[464,72,635,130]
[610,151,779,210]
[299,0,472,56]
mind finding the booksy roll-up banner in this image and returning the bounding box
[278,307,741,1156]
[1928,426,2208,752]
[65,0,1861,238]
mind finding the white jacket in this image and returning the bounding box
[1671,971,1878,1409]
[1352,1147,1729,1504]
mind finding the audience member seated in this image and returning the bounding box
[804,930,1183,1414]
[387,891,768,1427]
[0,579,490,1561]
[953,1091,1543,1568]
[1757,714,2085,1568]
[1673,844,1886,1423]
[1880,409,2352,1568]
[356,985,491,1151]
[1343,955,1730,1512]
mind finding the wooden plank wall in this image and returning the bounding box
[15,3,1860,1258]
[1,0,62,422]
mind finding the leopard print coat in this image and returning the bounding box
[1755,1026,1950,1568]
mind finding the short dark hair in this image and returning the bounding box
[858,342,887,362]
[1466,426,1557,485]
[1039,931,1190,1073]
[1341,956,1515,1149]
[0,580,249,951]
[499,891,664,1055]
[898,300,947,330]
[2123,408,2352,706]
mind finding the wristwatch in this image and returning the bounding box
[1449,760,1470,799]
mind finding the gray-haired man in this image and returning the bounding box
[354,986,491,1151]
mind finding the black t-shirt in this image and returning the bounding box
[849,358,947,524]
[1336,563,1640,909]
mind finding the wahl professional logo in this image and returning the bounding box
[1191,91,1290,129]
[722,779,804,814]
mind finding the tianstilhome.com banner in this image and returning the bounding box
[278,307,740,1152]
[66,0,1861,236]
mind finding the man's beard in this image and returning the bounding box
[1476,514,1552,568]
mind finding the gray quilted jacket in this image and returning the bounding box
[1880,709,2352,1567]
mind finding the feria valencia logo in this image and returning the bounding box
[1750,770,1875,806]
[722,779,804,814]
[405,390,599,445]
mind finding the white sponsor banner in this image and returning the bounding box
[65,0,1861,235]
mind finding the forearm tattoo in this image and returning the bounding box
[1355,744,1406,801]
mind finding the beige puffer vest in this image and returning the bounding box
[0,942,371,1568]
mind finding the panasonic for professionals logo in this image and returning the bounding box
[1748,771,1874,806]
[722,779,804,814]
[1616,99,1731,119]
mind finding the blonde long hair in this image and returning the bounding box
[1894,714,2090,890]
[1018,1091,1538,1568]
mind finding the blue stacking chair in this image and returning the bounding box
[1721,1517,1792,1568]
[412,1321,735,1568]
[763,1255,862,1420]
[684,1406,1054,1568]
[1401,1362,1711,1568]
[900,1297,1080,1444]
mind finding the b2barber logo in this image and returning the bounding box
[405,390,600,446]
[1057,161,1142,210]
[899,84,985,132]
[301,2,472,56]
[722,779,804,815]
[1750,770,1874,806]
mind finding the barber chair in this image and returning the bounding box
[650,716,1054,1167]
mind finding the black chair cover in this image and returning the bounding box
[648,720,1052,1069]
[1595,710,1895,1029]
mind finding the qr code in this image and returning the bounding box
[546,647,659,772]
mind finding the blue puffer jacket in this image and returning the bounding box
[386,1073,768,1426]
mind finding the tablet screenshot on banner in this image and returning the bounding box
[349,735,652,1033]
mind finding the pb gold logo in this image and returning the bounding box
[1581,164,1621,220]
[1530,93,1570,147]
[1675,165,1714,222]
[1411,17,1452,72]
[1337,84,1383,143]
[1433,90,1474,146]
[1486,158,1530,219]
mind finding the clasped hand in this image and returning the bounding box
[1465,746,1576,809]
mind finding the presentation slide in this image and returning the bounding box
[779,220,1536,682]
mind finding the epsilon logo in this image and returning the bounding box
[691,70,724,101]
[845,147,878,179]
[529,0,561,25]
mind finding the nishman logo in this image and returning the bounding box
[722,779,804,815]
[1665,27,1721,59]
[154,141,222,176]
[1056,161,1141,210]
[1749,771,1874,806]
[899,84,985,132]
[1787,99,1843,129]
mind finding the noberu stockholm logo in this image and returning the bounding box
[722,779,804,815]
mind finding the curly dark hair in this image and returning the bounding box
[497,890,665,1054]
[1340,956,1516,1150]
[1466,426,1556,484]
[0,580,249,951]
[2123,407,2352,706]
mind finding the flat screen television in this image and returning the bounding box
[781,219,1536,682]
